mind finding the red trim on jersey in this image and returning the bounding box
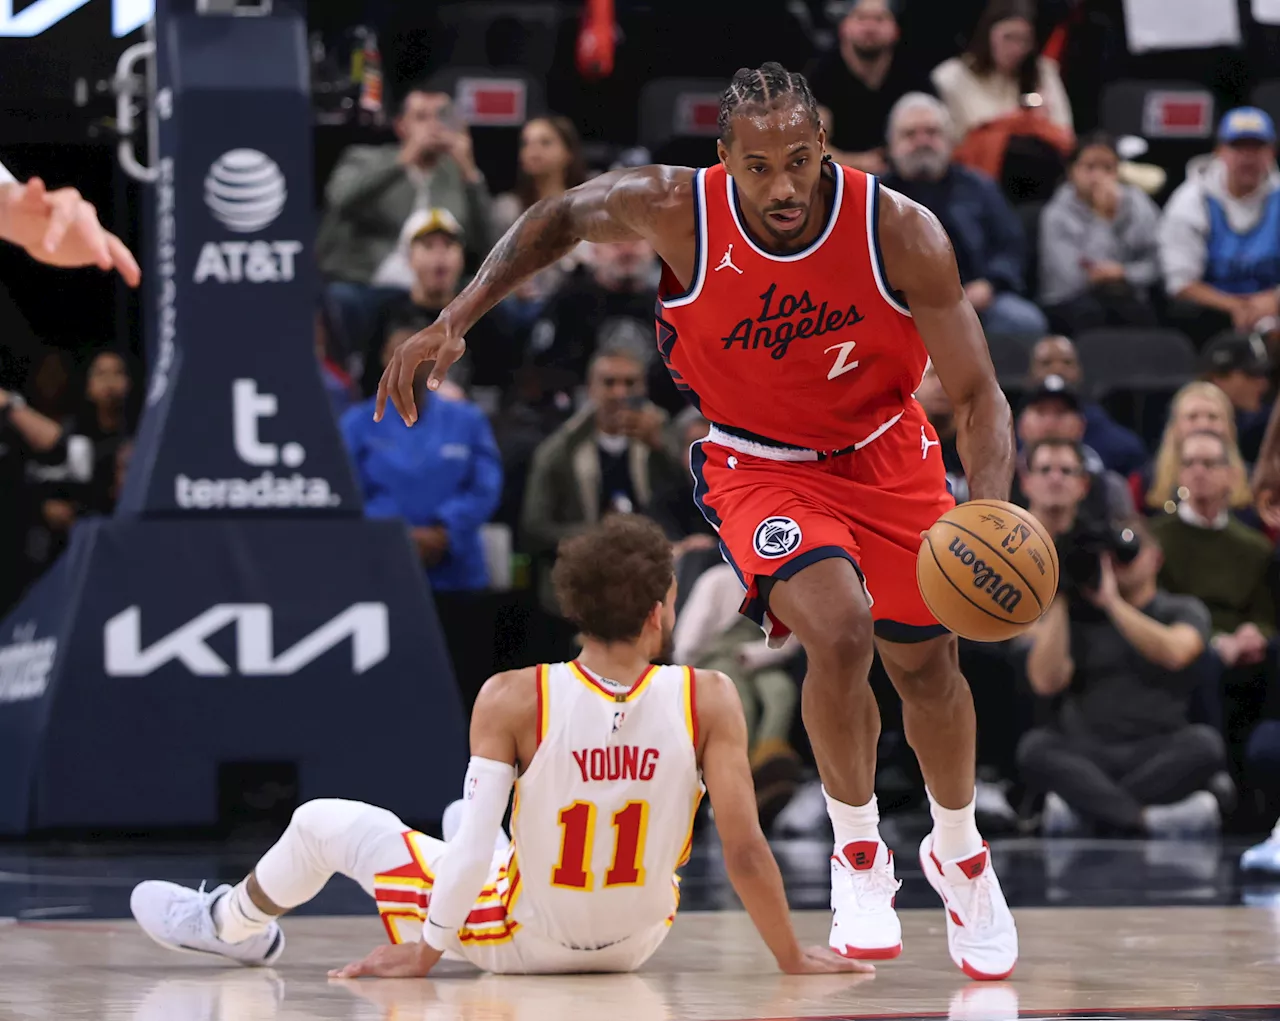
[534,664,545,747]
[688,666,699,749]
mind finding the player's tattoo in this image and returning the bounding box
[442,167,686,334]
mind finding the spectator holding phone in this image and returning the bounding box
[316,85,494,356]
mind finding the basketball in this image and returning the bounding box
[916,500,1059,642]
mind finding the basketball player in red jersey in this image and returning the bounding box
[377,63,1018,980]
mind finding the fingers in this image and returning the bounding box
[327,961,365,979]
[395,349,418,426]
[106,231,141,286]
[40,193,79,255]
[374,368,389,422]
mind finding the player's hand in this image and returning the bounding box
[328,941,443,979]
[1,178,141,286]
[779,946,876,975]
[375,319,466,425]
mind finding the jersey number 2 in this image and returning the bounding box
[551,800,649,890]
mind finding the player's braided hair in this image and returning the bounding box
[718,62,822,142]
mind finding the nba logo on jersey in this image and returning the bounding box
[753,516,803,559]
[611,710,627,734]
[466,775,479,800]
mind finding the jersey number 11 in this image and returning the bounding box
[551,800,649,890]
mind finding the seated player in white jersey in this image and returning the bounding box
[131,515,870,979]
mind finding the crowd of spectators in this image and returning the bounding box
[10,0,1280,864]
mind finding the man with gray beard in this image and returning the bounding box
[881,93,1047,337]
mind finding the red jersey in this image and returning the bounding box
[656,162,928,451]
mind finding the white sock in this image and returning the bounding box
[928,788,984,862]
[212,880,275,944]
[823,788,881,854]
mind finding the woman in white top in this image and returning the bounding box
[931,0,1073,141]
[490,116,587,239]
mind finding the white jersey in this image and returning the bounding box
[505,660,702,950]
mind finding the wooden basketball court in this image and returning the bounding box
[3,905,1278,1020]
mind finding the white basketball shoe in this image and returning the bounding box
[828,839,903,959]
[919,834,1017,980]
[131,881,285,967]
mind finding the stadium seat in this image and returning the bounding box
[1252,81,1280,131]
[638,77,729,166]
[1075,327,1197,445]
[1015,202,1045,301]
[985,331,1039,387]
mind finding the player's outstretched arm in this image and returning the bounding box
[698,670,874,977]
[330,670,527,980]
[877,187,1014,503]
[0,175,141,286]
[375,165,691,425]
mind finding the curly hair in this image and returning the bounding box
[552,515,674,643]
[718,62,821,143]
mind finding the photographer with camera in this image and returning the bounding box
[1017,439,1227,837]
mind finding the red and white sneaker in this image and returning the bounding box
[829,839,902,960]
[919,834,1018,980]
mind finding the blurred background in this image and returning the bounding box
[5,0,1280,890]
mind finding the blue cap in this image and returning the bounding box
[1218,106,1276,144]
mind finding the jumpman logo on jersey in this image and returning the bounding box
[715,243,743,274]
[921,426,940,460]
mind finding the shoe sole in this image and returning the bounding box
[131,889,284,968]
[834,942,902,960]
[918,845,1015,982]
[135,918,285,967]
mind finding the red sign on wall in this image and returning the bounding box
[674,93,721,136]
[456,78,527,127]
[1142,90,1214,138]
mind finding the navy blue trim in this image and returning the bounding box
[687,440,722,529]
[657,168,703,304]
[770,545,861,583]
[874,620,950,643]
[729,160,839,259]
[869,177,910,311]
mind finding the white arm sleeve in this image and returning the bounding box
[423,756,516,950]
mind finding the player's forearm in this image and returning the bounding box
[439,195,583,335]
[722,837,806,970]
[953,382,1014,502]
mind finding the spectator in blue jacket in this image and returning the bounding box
[341,321,503,593]
[882,91,1048,337]
[1027,334,1149,476]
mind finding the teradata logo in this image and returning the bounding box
[0,0,153,38]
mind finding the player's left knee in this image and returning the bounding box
[882,636,965,704]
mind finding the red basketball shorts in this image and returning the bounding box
[689,402,955,645]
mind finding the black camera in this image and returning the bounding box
[1056,514,1142,595]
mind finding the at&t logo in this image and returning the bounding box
[194,148,302,285]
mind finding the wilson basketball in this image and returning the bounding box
[917,500,1059,642]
